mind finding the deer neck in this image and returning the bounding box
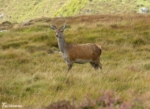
[57,35,67,53]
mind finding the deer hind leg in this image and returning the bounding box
[90,59,102,70]
[99,58,102,69]
[90,62,99,70]
[96,58,102,70]
[99,62,102,69]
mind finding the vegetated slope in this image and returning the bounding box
[79,0,150,15]
[0,14,150,108]
[0,0,150,23]
[0,0,88,23]
[0,0,70,22]
[54,0,89,17]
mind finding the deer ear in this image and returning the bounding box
[51,25,57,30]
[62,24,66,30]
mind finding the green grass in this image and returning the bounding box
[0,15,150,108]
[80,0,150,15]
[0,0,70,22]
[54,0,89,17]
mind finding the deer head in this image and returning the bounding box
[51,24,66,39]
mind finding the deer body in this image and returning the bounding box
[51,24,102,73]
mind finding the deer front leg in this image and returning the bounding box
[64,63,73,80]
[67,63,73,73]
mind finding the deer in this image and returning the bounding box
[51,24,102,74]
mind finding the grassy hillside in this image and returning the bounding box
[0,14,150,109]
[79,0,150,15]
[54,0,88,17]
[0,0,150,23]
[0,0,70,22]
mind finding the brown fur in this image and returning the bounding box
[66,43,101,61]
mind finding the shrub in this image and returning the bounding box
[132,37,146,47]
[144,63,150,70]
[46,90,135,109]
[46,100,76,109]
